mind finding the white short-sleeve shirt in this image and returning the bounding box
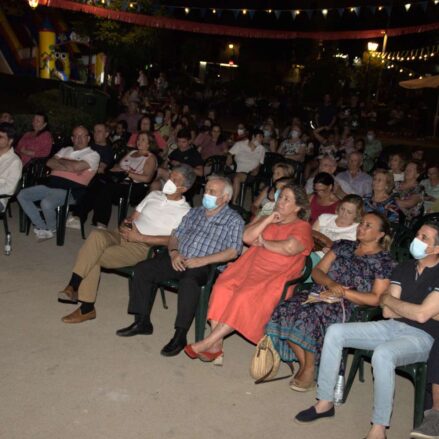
[134,191,190,236]
[229,139,265,173]
[317,213,358,242]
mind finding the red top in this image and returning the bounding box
[309,195,339,225]
[16,131,53,165]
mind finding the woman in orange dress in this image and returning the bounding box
[184,184,313,362]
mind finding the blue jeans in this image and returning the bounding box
[317,319,434,426]
[17,185,71,231]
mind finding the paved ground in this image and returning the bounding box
[1,204,417,439]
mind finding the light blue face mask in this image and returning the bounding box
[202,194,217,210]
[274,189,281,202]
[409,238,429,260]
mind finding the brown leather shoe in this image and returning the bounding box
[62,307,96,324]
[58,285,78,304]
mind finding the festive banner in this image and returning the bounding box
[43,0,439,41]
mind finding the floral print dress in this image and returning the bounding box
[266,240,394,364]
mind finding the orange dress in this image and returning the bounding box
[207,219,313,344]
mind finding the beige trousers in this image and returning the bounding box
[72,229,149,303]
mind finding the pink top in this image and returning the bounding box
[309,195,339,225]
[194,132,227,160]
[16,131,53,165]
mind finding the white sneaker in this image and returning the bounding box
[33,227,44,235]
[36,229,55,241]
[96,223,107,230]
[66,216,81,230]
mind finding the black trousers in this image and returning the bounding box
[128,253,210,330]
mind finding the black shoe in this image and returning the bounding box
[160,328,187,357]
[295,405,335,424]
[116,319,153,337]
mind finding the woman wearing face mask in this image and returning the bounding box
[309,172,340,225]
[394,160,424,225]
[16,113,53,166]
[278,126,306,162]
[267,212,393,391]
[184,184,313,363]
[363,169,400,224]
[312,194,363,257]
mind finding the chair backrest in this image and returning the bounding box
[204,155,227,176]
[278,254,313,304]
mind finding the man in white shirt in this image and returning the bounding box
[228,129,265,204]
[56,165,195,324]
[17,125,100,240]
[0,123,22,212]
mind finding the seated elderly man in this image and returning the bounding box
[295,222,439,439]
[0,123,22,212]
[57,165,195,324]
[17,125,100,241]
[336,151,372,197]
[305,155,354,197]
[116,176,244,357]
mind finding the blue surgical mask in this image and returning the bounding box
[274,189,281,202]
[155,116,163,125]
[202,194,217,210]
[409,238,428,260]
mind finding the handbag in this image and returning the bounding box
[250,335,281,384]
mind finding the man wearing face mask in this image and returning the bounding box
[295,222,439,439]
[116,176,244,357]
[56,165,195,324]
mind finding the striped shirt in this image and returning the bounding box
[173,205,244,263]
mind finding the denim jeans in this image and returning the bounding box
[317,319,434,426]
[17,185,71,231]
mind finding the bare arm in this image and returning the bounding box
[184,247,238,269]
[47,157,90,172]
[243,212,278,245]
[343,278,390,306]
[396,193,422,209]
[257,234,305,256]
[127,155,157,183]
[251,187,269,215]
[381,285,439,323]
[313,126,327,144]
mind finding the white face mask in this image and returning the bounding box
[237,128,245,136]
[291,130,300,139]
[162,179,177,195]
[367,134,374,142]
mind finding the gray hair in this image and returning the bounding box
[173,164,196,189]
[207,175,233,201]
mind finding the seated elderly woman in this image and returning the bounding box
[309,172,340,225]
[266,212,393,391]
[83,131,158,228]
[363,169,400,224]
[312,194,363,257]
[394,160,424,225]
[184,184,313,362]
[16,113,53,166]
[251,162,295,216]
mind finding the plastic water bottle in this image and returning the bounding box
[334,374,344,406]
[4,234,11,256]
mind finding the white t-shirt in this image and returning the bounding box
[317,213,358,242]
[134,191,190,236]
[0,148,22,210]
[55,146,100,170]
[229,139,265,173]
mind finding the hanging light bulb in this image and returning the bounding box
[350,7,355,12]
[378,6,383,11]
[267,9,272,13]
[184,7,190,14]
[242,9,248,15]
[322,9,328,16]
[296,10,301,15]
[404,3,411,11]
[28,0,39,7]
[212,9,216,14]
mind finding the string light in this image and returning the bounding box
[322,9,328,16]
[242,9,248,15]
[267,9,272,13]
[184,7,190,14]
[212,8,216,14]
[404,3,411,11]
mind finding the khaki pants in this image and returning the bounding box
[73,229,149,303]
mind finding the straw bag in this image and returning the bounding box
[250,335,281,384]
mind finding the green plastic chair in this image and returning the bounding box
[343,349,427,427]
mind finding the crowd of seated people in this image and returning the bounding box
[2,71,439,439]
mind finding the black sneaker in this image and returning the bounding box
[295,405,335,424]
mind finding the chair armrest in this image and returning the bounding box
[0,194,13,200]
[278,255,313,303]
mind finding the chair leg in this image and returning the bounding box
[342,351,364,403]
[159,287,168,309]
[56,206,67,246]
[413,363,428,428]
[80,219,86,240]
[194,286,209,342]
[359,357,365,382]
[238,183,246,208]
[19,206,26,233]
